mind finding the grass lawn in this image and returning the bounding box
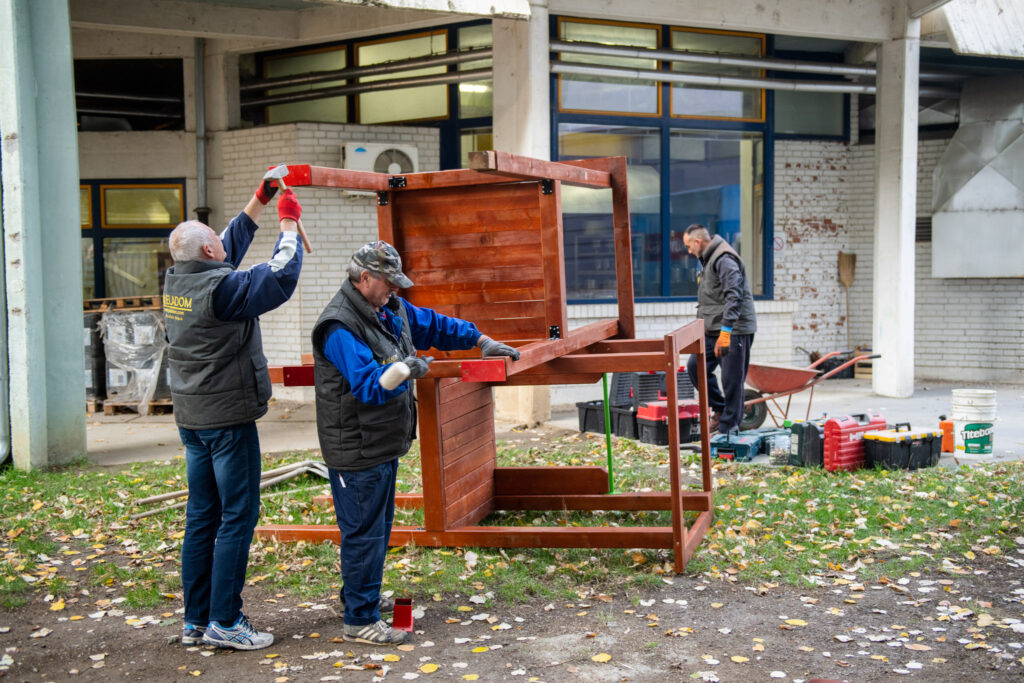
[2,434,1021,611]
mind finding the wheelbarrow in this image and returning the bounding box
[740,350,880,430]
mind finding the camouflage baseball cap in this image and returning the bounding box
[352,240,413,288]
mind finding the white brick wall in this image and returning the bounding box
[219,123,440,369]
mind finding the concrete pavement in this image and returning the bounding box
[86,379,1024,467]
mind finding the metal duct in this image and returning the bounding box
[242,67,492,108]
[551,62,961,99]
[932,76,1024,277]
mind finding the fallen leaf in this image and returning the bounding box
[50,599,65,611]
[785,619,807,626]
[731,656,749,663]
[419,663,439,673]
[591,653,612,663]
[384,654,401,662]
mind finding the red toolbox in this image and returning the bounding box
[636,402,699,445]
[824,412,886,472]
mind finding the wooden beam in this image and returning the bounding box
[468,151,612,188]
[493,491,712,512]
[517,352,670,374]
[493,466,609,496]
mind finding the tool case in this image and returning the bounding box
[711,433,762,462]
[636,402,699,445]
[824,412,886,472]
[863,423,942,470]
[789,419,826,467]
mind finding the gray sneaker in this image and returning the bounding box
[343,619,409,645]
[202,613,274,650]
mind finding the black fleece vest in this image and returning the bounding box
[162,260,271,429]
[312,280,417,471]
[696,236,758,335]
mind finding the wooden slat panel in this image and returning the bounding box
[447,497,495,530]
[493,466,608,496]
[406,264,545,287]
[404,242,543,272]
[492,491,712,512]
[499,373,603,386]
[444,454,494,504]
[440,403,493,445]
[398,170,524,191]
[406,281,547,307]
[517,352,668,374]
[438,377,488,404]
[442,436,494,481]
[440,389,493,426]
[393,190,541,237]
[442,477,494,528]
[426,300,545,322]
[403,229,541,252]
[440,409,493,456]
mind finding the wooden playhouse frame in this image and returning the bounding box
[258,152,714,572]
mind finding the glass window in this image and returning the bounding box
[264,47,348,124]
[670,29,764,120]
[101,186,182,228]
[774,91,844,136]
[82,239,95,300]
[558,19,660,115]
[668,130,764,296]
[102,238,172,297]
[459,127,493,168]
[458,24,492,118]
[80,187,91,227]
[558,123,661,299]
[357,31,448,124]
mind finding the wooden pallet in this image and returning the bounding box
[83,296,161,313]
[103,399,173,416]
[86,398,103,414]
[854,360,873,380]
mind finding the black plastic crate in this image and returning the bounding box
[576,400,638,439]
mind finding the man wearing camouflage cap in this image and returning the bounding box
[311,240,518,646]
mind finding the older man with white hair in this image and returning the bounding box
[163,177,303,651]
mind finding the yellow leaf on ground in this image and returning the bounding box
[471,646,489,653]
[419,663,439,673]
[711,603,724,609]
[457,606,473,612]
[171,531,185,540]
[982,546,1000,555]
[785,619,807,626]
[977,614,995,627]
[591,653,612,663]
[50,599,65,611]
[964,550,976,560]
[462,675,479,681]
[383,654,400,662]
[730,656,749,663]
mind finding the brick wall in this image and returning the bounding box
[219,123,440,371]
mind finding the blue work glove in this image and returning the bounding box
[477,335,520,361]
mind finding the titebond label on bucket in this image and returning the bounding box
[959,422,994,454]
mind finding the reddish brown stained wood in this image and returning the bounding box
[405,281,547,307]
[404,243,543,272]
[256,525,676,549]
[538,179,569,337]
[447,497,497,531]
[393,183,541,227]
[398,170,525,191]
[470,318,548,340]
[437,377,488,404]
[518,352,670,375]
[443,457,494,504]
[268,366,284,384]
[405,264,545,287]
[498,373,603,386]
[402,229,541,253]
[439,402,493,445]
[468,150,612,189]
[441,438,494,482]
[312,493,426,510]
[438,385,493,424]
[426,300,545,322]
[492,491,712,512]
[415,378,446,531]
[493,466,608,496]
[443,477,494,528]
[308,165,388,191]
[677,510,714,573]
[584,339,665,354]
[300,352,314,365]
[440,411,493,456]
[377,193,396,245]
[608,156,635,338]
[510,319,618,374]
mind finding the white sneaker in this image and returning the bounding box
[202,613,274,650]
[343,619,409,645]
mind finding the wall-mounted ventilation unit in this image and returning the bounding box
[343,142,418,175]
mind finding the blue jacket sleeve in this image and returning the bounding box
[212,230,303,322]
[321,322,409,405]
[401,299,481,351]
[219,212,258,267]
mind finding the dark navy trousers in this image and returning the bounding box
[686,333,754,434]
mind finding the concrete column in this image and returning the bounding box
[0,0,86,468]
[871,23,920,398]
[492,2,552,426]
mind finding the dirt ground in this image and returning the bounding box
[3,423,1023,682]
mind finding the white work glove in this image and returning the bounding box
[477,335,520,361]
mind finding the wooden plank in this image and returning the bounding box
[377,191,396,245]
[312,493,425,510]
[517,352,669,375]
[402,229,541,253]
[609,156,635,338]
[439,387,493,425]
[393,184,541,229]
[398,170,526,191]
[269,366,284,384]
[506,319,619,376]
[438,377,488,404]
[493,466,608,496]
[440,402,493,445]
[472,318,548,340]
[424,299,545,322]
[677,509,714,573]
[443,476,494,528]
[403,243,542,273]
[492,491,712,512]
[405,264,545,287]
[256,525,676,550]
[441,437,494,483]
[538,179,569,338]
[468,150,612,189]
[585,339,665,354]
[307,165,389,191]
[300,352,314,365]
[414,378,446,532]
[499,373,603,386]
[447,497,496,530]
[443,455,494,505]
[440,409,493,455]
[405,281,546,307]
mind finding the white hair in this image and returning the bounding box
[169,220,217,262]
[347,258,369,283]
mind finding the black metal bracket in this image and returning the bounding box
[549,325,561,339]
[377,191,389,206]
[541,179,554,195]
[389,176,407,189]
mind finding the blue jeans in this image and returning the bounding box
[328,459,399,626]
[687,333,754,434]
[179,423,262,627]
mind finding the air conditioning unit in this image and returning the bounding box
[343,142,418,175]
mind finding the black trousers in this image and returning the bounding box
[686,332,754,434]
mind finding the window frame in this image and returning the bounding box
[551,18,775,304]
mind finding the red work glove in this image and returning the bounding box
[254,178,278,205]
[277,189,301,223]
[715,329,731,358]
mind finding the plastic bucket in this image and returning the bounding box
[951,389,997,455]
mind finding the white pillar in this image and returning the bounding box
[0,0,86,469]
[871,23,920,399]
[492,2,552,425]
[493,0,550,160]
